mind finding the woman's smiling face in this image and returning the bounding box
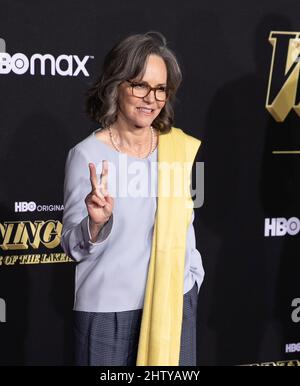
[117,54,167,129]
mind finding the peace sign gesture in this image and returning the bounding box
[85,160,114,237]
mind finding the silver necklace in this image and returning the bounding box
[108,125,155,159]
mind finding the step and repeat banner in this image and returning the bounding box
[0,0,300,366]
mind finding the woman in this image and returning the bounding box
[61,31,204,366]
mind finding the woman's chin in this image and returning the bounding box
[132,118,155,129]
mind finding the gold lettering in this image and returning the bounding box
[0,220,63,250]
[19,255,41,264]
[266,31,300,121]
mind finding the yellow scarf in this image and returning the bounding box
[136,126,201,366]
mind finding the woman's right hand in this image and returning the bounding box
[85,160,114,230]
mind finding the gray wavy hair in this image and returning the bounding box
[85,31,182,133]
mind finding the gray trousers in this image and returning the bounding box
[74,281,198,366]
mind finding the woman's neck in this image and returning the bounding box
[111,121,153,152]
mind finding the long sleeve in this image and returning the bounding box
[186,209,204,294]
[60,147,113,262]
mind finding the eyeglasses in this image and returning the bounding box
[126,80,168,102]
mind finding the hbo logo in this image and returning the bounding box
[15,201,36,212]
[264,217,300,237]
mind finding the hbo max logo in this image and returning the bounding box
[264,217,300,237]
[15,201,36,212]
[0,37,93,77]
[0,52,92,76]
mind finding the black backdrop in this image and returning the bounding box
[0,0,300,366]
